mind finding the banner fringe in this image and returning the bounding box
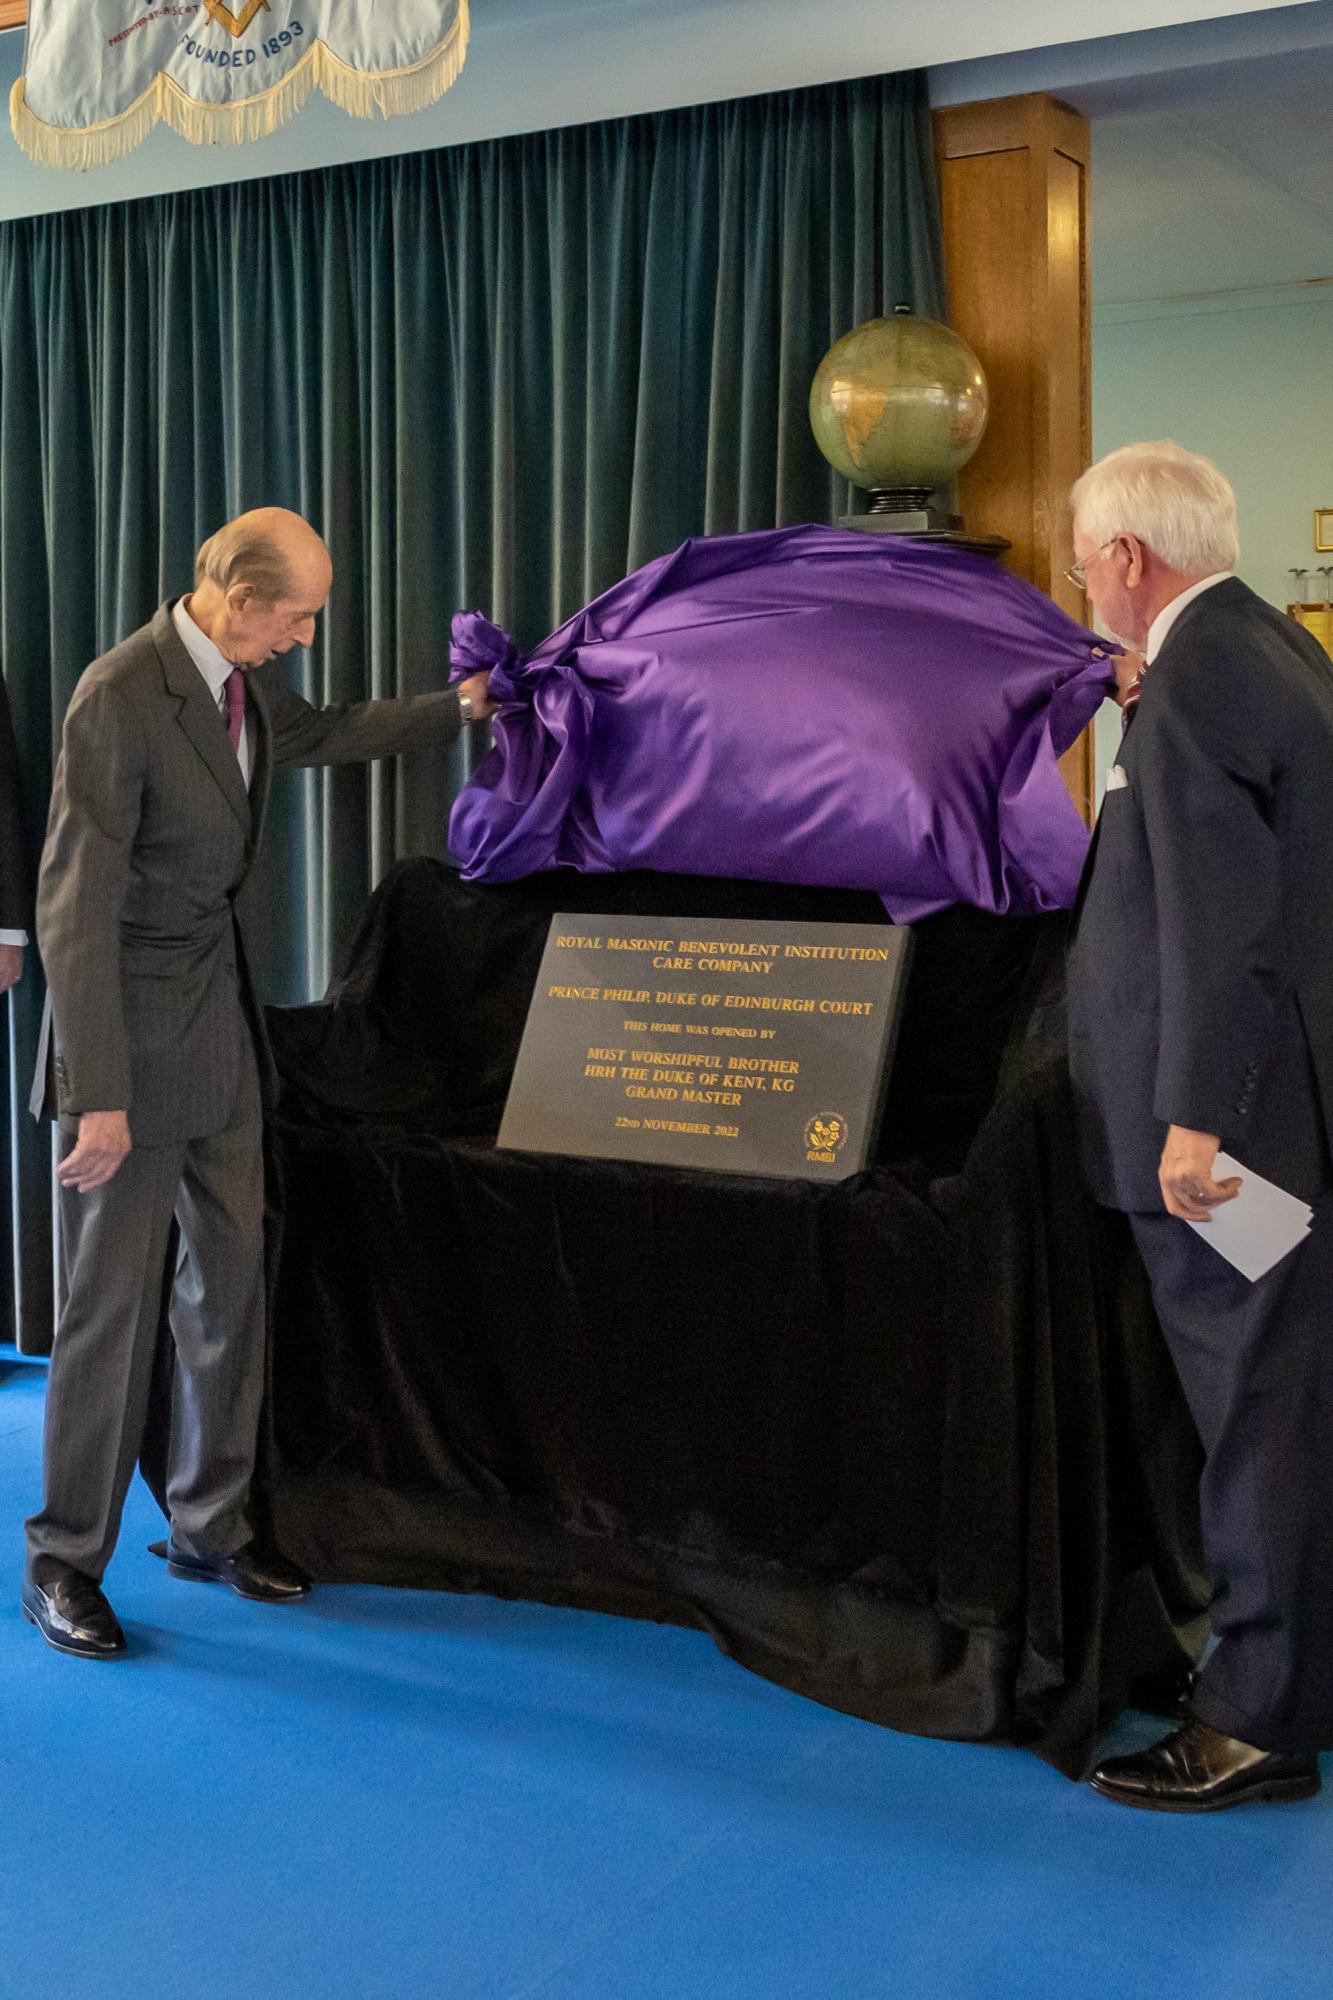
[9,2,469,170]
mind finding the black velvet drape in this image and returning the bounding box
[241,861,1208,1778]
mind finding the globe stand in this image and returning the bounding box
[840,488,1010,558]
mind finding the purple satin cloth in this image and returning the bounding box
[448,525,1116,920]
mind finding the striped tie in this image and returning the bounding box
[1121,665,1146,733]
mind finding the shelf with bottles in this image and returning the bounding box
[1287,567,1333,659]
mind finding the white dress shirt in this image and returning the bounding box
[173,597,252,789]
[1144,571,1233,666]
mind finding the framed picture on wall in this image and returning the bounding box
[1316,508,1333,553]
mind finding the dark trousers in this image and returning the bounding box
[1130,1193,1333,1754]
[25,1042,265,1584]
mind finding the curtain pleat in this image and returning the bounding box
[0,70,942,1350]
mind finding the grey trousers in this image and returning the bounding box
[25,1044,265,1582]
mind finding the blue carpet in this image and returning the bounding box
[2,1362,1330,2000]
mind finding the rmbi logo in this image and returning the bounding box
[803,1113,849,1166]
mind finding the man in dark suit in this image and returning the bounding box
[0,662,31,993]
[1066,441,1333,1811]
[23,508,496,1658]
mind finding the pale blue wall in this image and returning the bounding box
[1090,291,1333,790]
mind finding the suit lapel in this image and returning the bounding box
[1073,581,1242,922]
[1071,724,1135,927]
[152,601,251,838]
[244,671,274,856]
[1070,813,1102,928]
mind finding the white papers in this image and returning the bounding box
[1186,1151,1313,1282]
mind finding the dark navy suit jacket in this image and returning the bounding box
[1067,577,1333,1213]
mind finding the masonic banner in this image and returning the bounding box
[12,1,469,169]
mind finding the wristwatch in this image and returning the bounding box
[458,689,475,723]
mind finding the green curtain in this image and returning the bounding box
[0,70,943,1349]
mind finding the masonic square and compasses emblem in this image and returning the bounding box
[202,0,272,34]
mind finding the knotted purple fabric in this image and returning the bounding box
[448,525,1117,920]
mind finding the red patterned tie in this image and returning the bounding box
[224,669,245,758]
[1121,665,1145,732]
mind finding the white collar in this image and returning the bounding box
[173,596,241,702]
[1144,572,1232,665]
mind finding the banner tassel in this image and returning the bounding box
[9,2,469,170]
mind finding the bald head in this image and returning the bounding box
[188,507,332,668]
[195,507,331,604]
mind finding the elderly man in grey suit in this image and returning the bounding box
[23,507,496,1658]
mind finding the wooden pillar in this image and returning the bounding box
[933,94,1095,820]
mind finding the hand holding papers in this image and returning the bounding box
[1186,1150,1313,1282]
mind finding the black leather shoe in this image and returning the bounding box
[21,1564,127,1659]
[165,1539,310,1602]
[1091,1717,1321,1813]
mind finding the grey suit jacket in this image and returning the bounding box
[33,601,463,1143]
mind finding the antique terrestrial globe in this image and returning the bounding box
[810,304,991,538]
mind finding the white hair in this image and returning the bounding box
[1071,440,1239,575]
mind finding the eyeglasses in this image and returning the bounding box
[1064,538,1119,591]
